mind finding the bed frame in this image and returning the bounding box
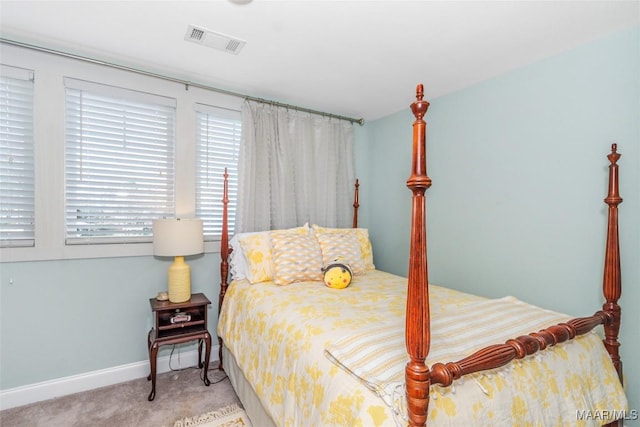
[217,84,624,427]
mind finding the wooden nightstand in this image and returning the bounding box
[147,293,212,401]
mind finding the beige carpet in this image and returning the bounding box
[0,364,243,427]
[170,404,252,427]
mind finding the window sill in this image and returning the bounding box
[0,241,222,263]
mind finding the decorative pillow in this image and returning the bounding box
[237,231,274,284]
[322,261,352,289]
[314,231,366,275]
[270,228,323,286]
[311,225,375,270]
[236,224,309,284]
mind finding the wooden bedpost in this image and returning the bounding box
[602,144,623,383]
[218,168,230,371]
[405,84,432,427]
[353,179,360,228]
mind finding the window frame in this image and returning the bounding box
[195,103,241,242]
[63,77,177,245]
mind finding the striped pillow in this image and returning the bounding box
[270,229,323,286]
[312,225,375,270]
[315,231,366,276]
[235,225,309,284]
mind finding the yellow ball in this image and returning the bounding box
[323,263,352,289]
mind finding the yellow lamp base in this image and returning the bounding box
[168,256,191,303]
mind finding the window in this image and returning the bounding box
[1,47,245,262]
[195,105,240,240]
[0,65,35,248]
[64,78,176,244]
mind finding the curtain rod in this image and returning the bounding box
[1,37,365,126]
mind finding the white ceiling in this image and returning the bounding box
[1,1,638,122]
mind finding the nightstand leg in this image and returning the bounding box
[203,332,211,386]
[146,329,153,381]
[148,341,159,401]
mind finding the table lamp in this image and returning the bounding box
[153,218,204,303]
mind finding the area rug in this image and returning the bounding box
[172,404,252,427]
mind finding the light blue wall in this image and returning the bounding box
[356,26,639,423]
[0,254,220,389]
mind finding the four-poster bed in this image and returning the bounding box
[216,85,626,426]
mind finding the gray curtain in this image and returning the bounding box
[235,100,356,233]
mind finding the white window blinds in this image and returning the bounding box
[195,105,240,240]
[0,65,35,248]
[64,78,176,244]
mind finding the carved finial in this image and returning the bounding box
[411,83,429,120]
[608,143,620,165]
[416,84,424,101]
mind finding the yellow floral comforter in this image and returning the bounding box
[217,270,627,427]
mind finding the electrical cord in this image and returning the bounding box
[167,343,228,384]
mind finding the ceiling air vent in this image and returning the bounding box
[184,25,246,55]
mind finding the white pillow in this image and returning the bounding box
[228,233,250,280]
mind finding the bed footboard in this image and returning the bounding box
[404,83,624,427]
[429,311,613,386]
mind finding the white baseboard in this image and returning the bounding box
[0,344,220,411]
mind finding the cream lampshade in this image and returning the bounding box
[153,218,204,303]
